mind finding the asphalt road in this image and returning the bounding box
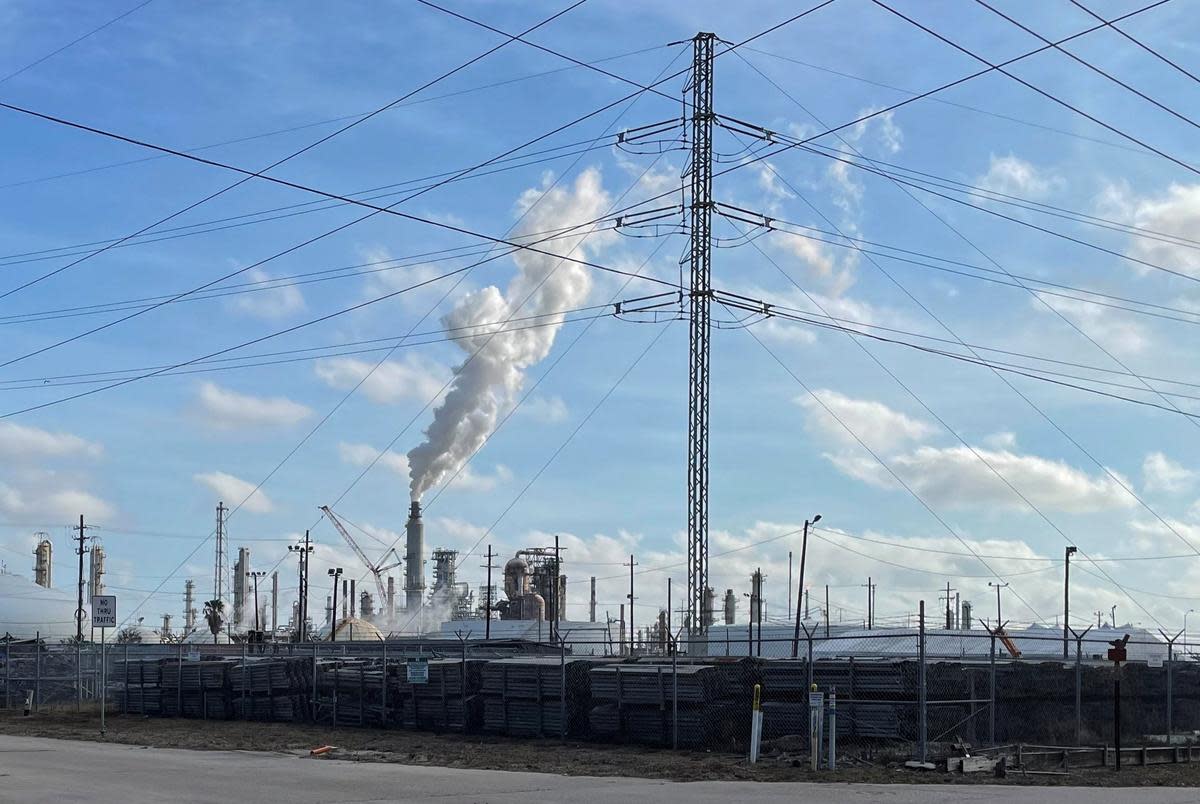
[2,735,1199,803]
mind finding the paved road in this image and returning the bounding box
[2,735,1199,803]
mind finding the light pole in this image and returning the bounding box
[1063,546,1076,660]
[288,531,313,642]
[328,568,343,642]
[988,581,1008,628]
[791,513,821,658]
[1111,604,1117,627]
[250,571,266,633]
[1186,609,1195,658]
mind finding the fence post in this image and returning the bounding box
[989,631,997,747]
[671,635,679,750]
[3,641,8,709]
[918,601,927,763]
[381,641,388,727]
[241,641,248,720]
[123,643,130,715]
[1075,635,1083,746]
[34,632,41,713]
[76,638,81,711]
[1167,639,1174,738]
[175,648,182,720]
[559,639,567,744]
[311,642,318,723]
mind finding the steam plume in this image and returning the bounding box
[408,169,613,500]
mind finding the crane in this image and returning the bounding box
[319,505,403,604]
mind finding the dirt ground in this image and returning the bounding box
[2,709,1200,787]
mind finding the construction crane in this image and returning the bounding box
[319,505,403,603]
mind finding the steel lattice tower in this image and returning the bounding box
[686,33,715,639]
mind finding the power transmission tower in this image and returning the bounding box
[685,32,715,642]
[212,501,228,608]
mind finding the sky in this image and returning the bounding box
[2,0,1200,640]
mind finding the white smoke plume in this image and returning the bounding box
[407,168,615,500]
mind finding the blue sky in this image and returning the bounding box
[2,0,1200,638]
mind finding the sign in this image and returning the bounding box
[1148,657,1164,668]
[1107,646,1127,663]
[91,595,117,628]
[407,658,429,684]
[186,649,201,662]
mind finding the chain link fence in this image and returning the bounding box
[2,623,1196,766]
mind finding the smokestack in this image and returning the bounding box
[184,580,196,633]
[723,589,736,625]
[341,579,348,619]
[350,579,357,618]
[405,501,425,613]
[589,577,596,623]
[962,601,973,630]
[387,576,395,624]
[271,571,279,633]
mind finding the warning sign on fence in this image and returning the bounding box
[407,658,428,684]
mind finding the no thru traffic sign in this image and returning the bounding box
[91,595,117,628]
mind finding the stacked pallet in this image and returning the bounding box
[116,659,164,715]
[395,658,484,732]
[481,657,612,738]
[588,663,738,747]
[759,659,906,741]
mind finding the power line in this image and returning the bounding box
[869,0,1200,181]
[0,0,155,85]
[0,44,672,192]
[1067,0,1200,85]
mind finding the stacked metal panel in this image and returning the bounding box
[395,658,484,732]
[480,657,612,738]
[588,663,740,747]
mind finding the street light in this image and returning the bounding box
[792,513,822,658]
[328,567,343,642]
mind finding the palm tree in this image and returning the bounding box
[203,599,225,644]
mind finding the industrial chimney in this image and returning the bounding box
[723,589,737,625]
[405,501,425,614]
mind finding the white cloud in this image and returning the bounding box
[1143,452,1196,494]
[193,471,274,513]
[225,267,306,319]
[196,382,312,429]
[976,154,1060,199]
[1099,182,1200,278]
[0,422,102,460]
[314,354,450,404]
[850,108,904,155]
[756,163,795,204]
[1033,294,1150,355]
[797,389,933,452]
[0,480,114,521]
[830,444,1137,514]
[338,441,409,477]
[983,432,1017,450]
[518,395,568,424]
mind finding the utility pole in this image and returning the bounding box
[940,582,957,630]
[553,534,561,644]
[1064,545,1077,659]
[685,31,715,641]
[481,545,496,640]
[989,581,1008,628]
[73,514,92,643]
[288,530,313,641]
[787,551,792,619]
[667,577,672,634]
[825,584,830,638]
[791,514,821,657]
[625,554,638,656]
[589,577,596,623]
[863,576,876,629]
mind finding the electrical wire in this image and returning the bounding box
[0,0,155,85]
[0,0,590,304]
[1067,0,1200,85]
[0,44,673,193]
[869,0,1200,181]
